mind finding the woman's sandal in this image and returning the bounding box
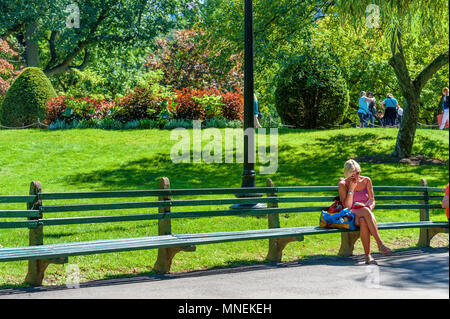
[379,244,393,255]
[365,255,378,265]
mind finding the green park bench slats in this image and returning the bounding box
[37,186,445,201]
[1,180,448,286]
[38,196,442,214]
[35,204,444,228]
[0,221,447,263]
[0,220,39,229]
[38,207,324,226]
[0,195,37,203]
[0,210,41,218]
[39,199,443,214]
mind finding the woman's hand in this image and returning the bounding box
[347,178,357,192]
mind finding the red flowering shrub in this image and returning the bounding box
[173,88,212,120]
[221,90,244,121]
[0,40,22,97]
[113,86,171,123]
[174,87,243,121]
[45,95,115,124]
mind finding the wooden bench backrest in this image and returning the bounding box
[1,185,444,229]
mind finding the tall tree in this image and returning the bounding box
[198,0,334,115]
[0,0,198,77]
[336,0,449,158]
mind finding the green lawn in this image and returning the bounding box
[0,127,448,287]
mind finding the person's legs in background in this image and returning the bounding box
[368,113,375,128]
[358,112,367,128]
[440,109,449,130]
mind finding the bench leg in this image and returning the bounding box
[25,259,51,286]
[266,236,304,262]
[418,227,448,247]
[338,231,360,257]
[24,257,68,286]
[154,246,196,274]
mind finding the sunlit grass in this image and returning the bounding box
[0,127,448,287]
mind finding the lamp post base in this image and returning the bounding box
[231,169,267,210]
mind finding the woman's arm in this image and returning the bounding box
[338,179,355,209]
[442,194,449,209]
[366,177,376,210]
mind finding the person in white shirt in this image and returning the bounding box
[396,106,403,126]
[440,87,449,130]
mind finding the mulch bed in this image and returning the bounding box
[354,154,448,166]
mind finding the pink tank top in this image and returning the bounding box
[353,188,369,204]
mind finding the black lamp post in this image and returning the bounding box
[242,0,255,189]
[232,0,266,209]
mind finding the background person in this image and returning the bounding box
[396,105,403,127]
[443,184,449,220]
[439,87,449,130]
[253,93,262,128]
[358,91,375,128]
[381,93,399,128]
[367,92,377,128]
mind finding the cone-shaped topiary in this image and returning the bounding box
[0,67,57,127]
[275,47,349,129]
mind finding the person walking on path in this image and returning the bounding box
[254,93,262,128]
[380,93,399,128]
[358,91,375,128]
[439,87,449,130]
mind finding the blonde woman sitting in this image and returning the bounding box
[338,159,392,264]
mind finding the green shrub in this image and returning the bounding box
[97,117,124,130]
[0,67,57,127]
[163,119,193,130]
[274,48,349,129]
[138,119,159,129]
[124,120,140,130]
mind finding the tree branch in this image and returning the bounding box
[44,7,110,76]
[68,48,90,71]
[45,31,58,70]
[413,50,449,92]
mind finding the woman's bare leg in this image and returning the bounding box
[359,217,371,256]
[353,207,384,248]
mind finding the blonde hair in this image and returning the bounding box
[344,159,361,178]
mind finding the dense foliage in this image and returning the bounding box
[0,40,21,99]
[44,86,244,127]
[1,67,56,127]
[146,29,243,92]
[275,47,349,128]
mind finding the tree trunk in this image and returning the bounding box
[392,93,420,158]
[389,26,449,158]
[25,22,39,67]
[389,26,418,158]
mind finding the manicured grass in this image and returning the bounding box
[0,127,448,287]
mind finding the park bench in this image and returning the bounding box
[0,178,448,286]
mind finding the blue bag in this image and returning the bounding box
[320,208,357,231]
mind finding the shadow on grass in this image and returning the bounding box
[0,246,447,294]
